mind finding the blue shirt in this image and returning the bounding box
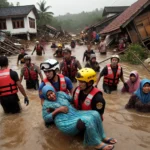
[39,76,73,99]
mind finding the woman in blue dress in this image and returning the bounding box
[42,85,117,150]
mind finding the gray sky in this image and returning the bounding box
[8,0,137,16]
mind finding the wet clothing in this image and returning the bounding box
[42,85,106,146]
[60,57,82,82]
[33,45,44,56]
[39,75,73,99]
[125,79,150,112]
[125,95,150,112]
[70,41,76,48]
[73,86,105,116]
[17,53,27,64]
[100,64,123,93]
[51,44,57,48]
[83,50,95,62]
[0,69,21,113]
[53,49,63,57]
[20,64,41,90]
[122,71,140,94]
[85,61,100,72]
[98,41,107,54]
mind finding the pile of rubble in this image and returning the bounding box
[37,24,72,44]
[0,31,21,56]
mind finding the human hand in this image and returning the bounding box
[57,106,68,113]
[124,83,129,91]
[24,97,29,106]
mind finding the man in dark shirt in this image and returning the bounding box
[83,44,95,62]
[17,48,27,65]
[73,68,105,120]
[0,56,29,114]
[95,55,127,94]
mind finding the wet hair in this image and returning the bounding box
[0,55,8,67]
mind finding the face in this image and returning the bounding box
[91,57,96,62]
[20,49,24,54]
[111,58,119,67]
[130,74,136,83]
[25,59,30,65]
[46,91,56,101]
[87,45,91,50]
[78,80,87,90]
[63,52,71,59]
[44,70,54,80]
[142,83,150,94]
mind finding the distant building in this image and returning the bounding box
[0,5,38,40]
[100,0,150,49]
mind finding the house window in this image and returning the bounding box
[29,17,35,28]
[12,18,24,29]
[0,19,7,30]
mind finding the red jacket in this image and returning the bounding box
[43,74,69,94]
[23,63,38,80]
[104,64,121,86]
[0,68,18,96]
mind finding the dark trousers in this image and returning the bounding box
[26,80,39,90]
[103,83,117,94]
[0,94,21,114]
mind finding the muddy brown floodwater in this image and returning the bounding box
[0,44,150,150]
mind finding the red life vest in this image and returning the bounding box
[43,74,69,94]
[0,68,18,96]
[62,57,77,77]
[104,64,121,86]
[36,45,42,52]
[23,63,38,80]
[74,86,103,121]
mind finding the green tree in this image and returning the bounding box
[37,0,53,26]
[0,0,10,7]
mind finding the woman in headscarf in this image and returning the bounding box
[42,85,117,150]
[122,71,140,94]
[125,79,150,112]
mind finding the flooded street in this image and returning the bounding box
[0,44,150,150]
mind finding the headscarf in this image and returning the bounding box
[134,79,150,104]
[42,85,56,99]
[126,71,140,93]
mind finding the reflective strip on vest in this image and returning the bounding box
[0,68,18,96]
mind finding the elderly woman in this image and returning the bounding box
[122,71,140,94]
[125,79,150,112]
[42,85,117,150]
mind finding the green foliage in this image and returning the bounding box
[0,0,11,7]
[37,0,53,26]
[120,44,149,64]
[51,9,103,33]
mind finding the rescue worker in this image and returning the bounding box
[85,54,100,72]
[53,44,63,57]
[31,41,45,56]
[20,55,43,90]
[60,48,82,82]
[73,68,105,120]
[95,55,127,94]
[17,47,27,65]
[39,59,73,105]
[70,39,76,48]
[83,44,95,62]
[51,41,57,49]
[0,56,29,114]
